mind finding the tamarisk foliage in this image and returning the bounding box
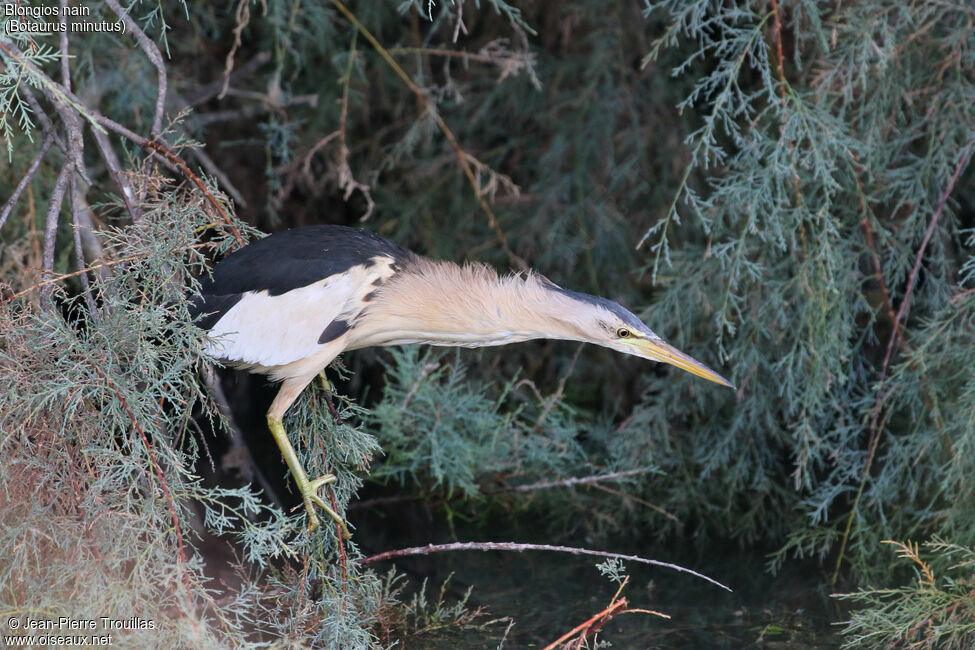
[2,0,975,646]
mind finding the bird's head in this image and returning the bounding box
[549,286,734,389]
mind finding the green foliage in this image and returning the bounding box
[835,539,975,649]
[368,347,587,497]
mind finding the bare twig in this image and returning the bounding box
[949,287,975,304]
[400,361,442,411]
[40,163,72,305]
[54,5,97,315]
[183,51,271,107]
[20,84,63,149]
[218,0,255,100]
[90,128,143,222]
[2,39,242,242]
[358,541,731,591]
[545,575,668,649]
[189,145,247,208]
[529,345,581,434]
[495,468,655,493]
[452,1,467,43]
[141,140,245,245]
[57,1,71,90]
[590,483,681,523]
[337,31,374,221]
[69,174,98,318]
[0,136,53,232]
[104,0,167,138]
[189,93,318,128]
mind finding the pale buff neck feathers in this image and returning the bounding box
[350,258,599,349]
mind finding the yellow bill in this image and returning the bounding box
[631,337,734,388]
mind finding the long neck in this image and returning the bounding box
[350,259,590,349]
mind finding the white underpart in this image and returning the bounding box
[375,330,541,348]
[205,256,398,381]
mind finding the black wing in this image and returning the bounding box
[190,225,414,328]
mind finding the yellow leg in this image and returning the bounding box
[266,414,350,539]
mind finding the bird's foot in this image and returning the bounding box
[298,472,350,539]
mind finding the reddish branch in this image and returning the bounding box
[834,138,975,582]
[88,364,194,602]
[543,597,629,650]
[891,602,961,649]
[142,141,245,246]
[880,137,975,378]
[543,576,670,650]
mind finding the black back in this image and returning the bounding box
[190,225,414,329]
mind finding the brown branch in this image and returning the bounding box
[218,0,254,101]
[330,0,526,270]
[880,137,975,378]
[833,138,975,583]
[184,51,271,107]
[188,145,247,208]
[358,541,731,591]
[141,141,245,246]
[310,422,349,596]
[543,575,670,650]
[949,287,975,304]
[590,482,681,524]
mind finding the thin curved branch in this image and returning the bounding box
[358,541,731,591]
[41,163,72,305]
[104,0,167,138]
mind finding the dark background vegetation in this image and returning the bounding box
[2,1,974,647]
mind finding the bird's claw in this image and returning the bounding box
[300,473,350,539]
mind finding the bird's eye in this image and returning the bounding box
[616,328,631,338]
